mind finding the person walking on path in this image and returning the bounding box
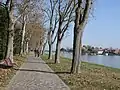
[34,48,40,57]
[36,48,40,57]
[34,48,37,57]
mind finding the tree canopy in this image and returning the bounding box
[0,3,9,60]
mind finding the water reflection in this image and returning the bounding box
[60,52,120,69]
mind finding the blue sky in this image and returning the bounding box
[60,0,120,49]
[2,0,120,49]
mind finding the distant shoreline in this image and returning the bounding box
[45,50,120,56]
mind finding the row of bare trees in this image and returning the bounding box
[1,0,93,73]
[43,0,93,73]
[1,0,45,63]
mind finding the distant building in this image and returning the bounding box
[114,49,119,54]
[60,48,67,52]
[97,50,103,55]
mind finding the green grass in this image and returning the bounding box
[41,54,120,90]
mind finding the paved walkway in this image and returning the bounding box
[6,55,70,90]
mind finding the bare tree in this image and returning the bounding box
[20,15,27,55]
[27,23,45,52]
[55,0,75,63]
[1,0,44,63]
[5,0,23,63]
[43,0,59,59]
[41,39,47,55]
[71,0,93,73]
[17,0,34,55]
[18,0,29,55]
[16,0,43,55]
[40,29,47,55]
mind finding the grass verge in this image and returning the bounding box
[0,55,26,90]
[41,54,120,90]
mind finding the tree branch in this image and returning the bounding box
[52,31,57,44]
[60,4,75,40]
[50,0,53,12]
[62,0,73,19]
[13,13,23,23]
[42,9,51,20]
[81,0,92,25]
[5,0,10,6]
[52,10,59,37]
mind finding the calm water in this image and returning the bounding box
[60,52,120,69]
[45,51,120,69]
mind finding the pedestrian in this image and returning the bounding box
[34,48,37,57]
[36,48,40,57]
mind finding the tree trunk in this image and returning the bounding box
[26,41,29,54]
[48,43,52,59]
[71,30,83,73]
[20,21,26,55]
[23,41,26,54]
[39,46,42,55]
[76,30,83,73]
[70,2,82,73]
[5,29,9,59]
[42,40,47,55]
[71,30,79,73]
[6,23,14,63]
[55,38,61,63]
[71,0,92,73]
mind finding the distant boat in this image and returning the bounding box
[105,53,109,56]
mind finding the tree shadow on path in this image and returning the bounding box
[14,68,71,74]
[24,61,55,64]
